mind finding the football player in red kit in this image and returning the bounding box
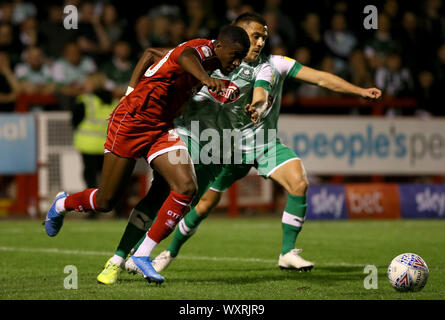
[44,25,250,283]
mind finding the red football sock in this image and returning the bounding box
[64,188,98,212]
[147,190,193,243]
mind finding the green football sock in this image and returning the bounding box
[167,207,207,257]
[115,223,146,259]
[115,197,161,258]
[281,194,307,255]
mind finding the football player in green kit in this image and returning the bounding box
[97,13,381,285]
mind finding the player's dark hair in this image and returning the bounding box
[217,24,250,51]
[233,12,267,27]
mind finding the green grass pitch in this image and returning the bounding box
[0,216,444,300]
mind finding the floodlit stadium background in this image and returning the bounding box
[0,0,444,221]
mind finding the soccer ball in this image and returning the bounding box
[387,253,429,292]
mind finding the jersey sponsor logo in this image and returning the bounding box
[208,79,240,103]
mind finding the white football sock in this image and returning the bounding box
[55,198,66,214]
[133,235,158,257]
[110,254,125,267]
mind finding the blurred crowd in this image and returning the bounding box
[0,0,444,116]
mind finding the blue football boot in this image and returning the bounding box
[128,256,165,284]
[44,191,68,237]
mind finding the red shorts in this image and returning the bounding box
[104,103,187,163]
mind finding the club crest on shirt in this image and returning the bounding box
[200,45,212,58]
[238,67,253,81]
[208,79,240,103]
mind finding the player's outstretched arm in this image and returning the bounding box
[294,65,382,100]
[177,47,224,94]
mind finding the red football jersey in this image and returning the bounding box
[124,39,219,127]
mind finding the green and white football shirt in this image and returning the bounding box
[175,55,302,165]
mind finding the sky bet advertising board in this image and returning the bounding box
[278,116,445,175]
[306,184,445,220]
[0,114,37,174]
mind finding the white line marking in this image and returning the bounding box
[0,246,370,267]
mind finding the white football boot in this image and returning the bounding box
[152,250,175,272]
[278,248,314,271]
[125,256,144,277]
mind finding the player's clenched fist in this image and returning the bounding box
[361,88,382,100]
[202,77,225,94]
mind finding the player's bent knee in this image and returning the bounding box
[171,180,198,197]
[287,177,309,196]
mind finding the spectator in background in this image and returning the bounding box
[11,0,37,25]
[421,0,445,52]
[71,72,118,219]
[184,0,218,39]
[282,47,312,108]
[146,4,182,47]
[51,42,96,106]
[148,14,171,47]
[434,43,445,90]
[294,47,312,66]
[382,0,400,29]
[297,13,327,68]
[331,0,349,15]
[263,10,284,49]
[168,17,187,46]
[224,0,245,23]
[297,56,338,98]
[0,51,19,112]
[270,44,288,56]
[130,15,152,59]
[375,51,414,116]
[323,12,357,76]
[222,0,254,25]
[347,49,374,89]
[414,69,441,117]
[76,1,111,59]
[398,11,426,72]
[100,40,134,98]
[0,1,14,25]
[0,23,21,67]
[347,49,375,115]
[101,3,126,45]
[40,4,76,60]
[364,13,401,70]
[14,45,55,95]
[263,0,296,52]
[18,17,48,51]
